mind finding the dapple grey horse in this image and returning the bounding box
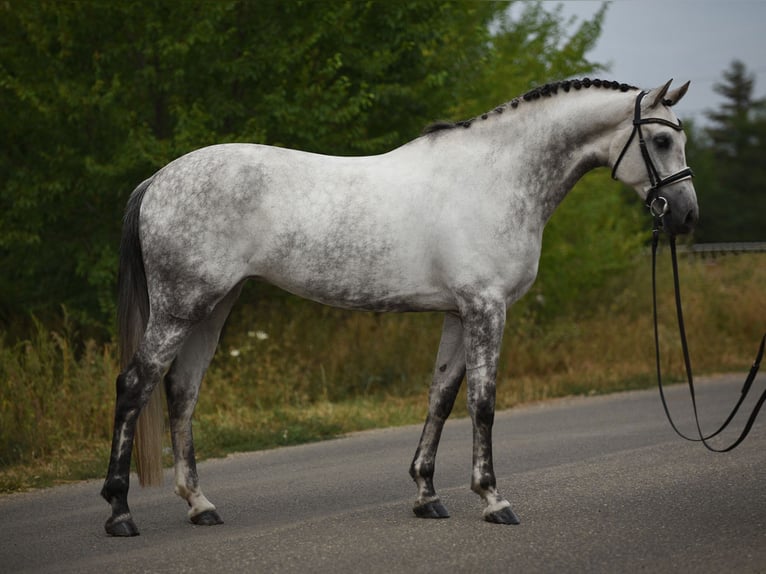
[102,78,697,536]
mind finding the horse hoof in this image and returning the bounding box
[190,509,224,526]
[105,516,140,537]
[484,506,520,525]
[413,500,450,519]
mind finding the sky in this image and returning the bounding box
[541,0,766,124]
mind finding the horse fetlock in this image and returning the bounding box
[480,492,520,525]
[186,488,222,526]
[183,490,217,519]
[100,476,129,503]
[412,470,448,519]
[470,467,497,495]
[471,471,514,520]
[481,495,510,513]
[173,479,192,500]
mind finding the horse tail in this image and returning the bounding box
[118,176,164,487]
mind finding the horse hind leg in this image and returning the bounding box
[164,283,243,526]
[101,313,197,536]
[410,313,466,519]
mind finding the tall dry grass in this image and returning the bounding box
[497,249,765,407]
[1,252,763,492]
[0,318,118,489]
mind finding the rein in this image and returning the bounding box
[651,224,766,451]
[618,89,765,451]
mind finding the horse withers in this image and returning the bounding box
[101,79,697,536]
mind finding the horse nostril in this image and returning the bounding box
[675,208,698,234]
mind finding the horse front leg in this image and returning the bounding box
[410,313,466,518]
[462,295,520,525]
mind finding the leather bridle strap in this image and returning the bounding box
[651,226,766,452]
[612,91,694,215]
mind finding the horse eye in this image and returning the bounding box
[654,134,672,150]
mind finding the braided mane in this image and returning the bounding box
[422,78,639,135]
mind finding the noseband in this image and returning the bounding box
[611,90,694,219]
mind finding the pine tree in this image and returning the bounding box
[694,60,766,241]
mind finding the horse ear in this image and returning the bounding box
[648,79,674,108]
[664,81,691,106]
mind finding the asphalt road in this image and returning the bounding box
[2,375,764,573]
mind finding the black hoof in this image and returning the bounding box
[413,500,450,519]
[190,509,224,526]
[105,516,140,537]
[485,506,520,525]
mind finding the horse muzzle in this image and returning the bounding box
[647,186,698,235]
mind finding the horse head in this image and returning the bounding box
[611,80,699,235]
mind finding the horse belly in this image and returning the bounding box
[254,220,450,312]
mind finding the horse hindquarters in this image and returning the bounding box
[101,175,237,536]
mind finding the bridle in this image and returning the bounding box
[618,88,766,452]
[611,90,694,220]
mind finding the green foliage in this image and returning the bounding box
[686,60,766,241]
[0,0,607,332]
[452,1,607,118]
[0,0,494,329]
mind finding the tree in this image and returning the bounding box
[0,0,607,334]
[451,1,607,119]
[707,61,764,160]
[690,60,766,241]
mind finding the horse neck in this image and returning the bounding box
[482,89,636,222]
